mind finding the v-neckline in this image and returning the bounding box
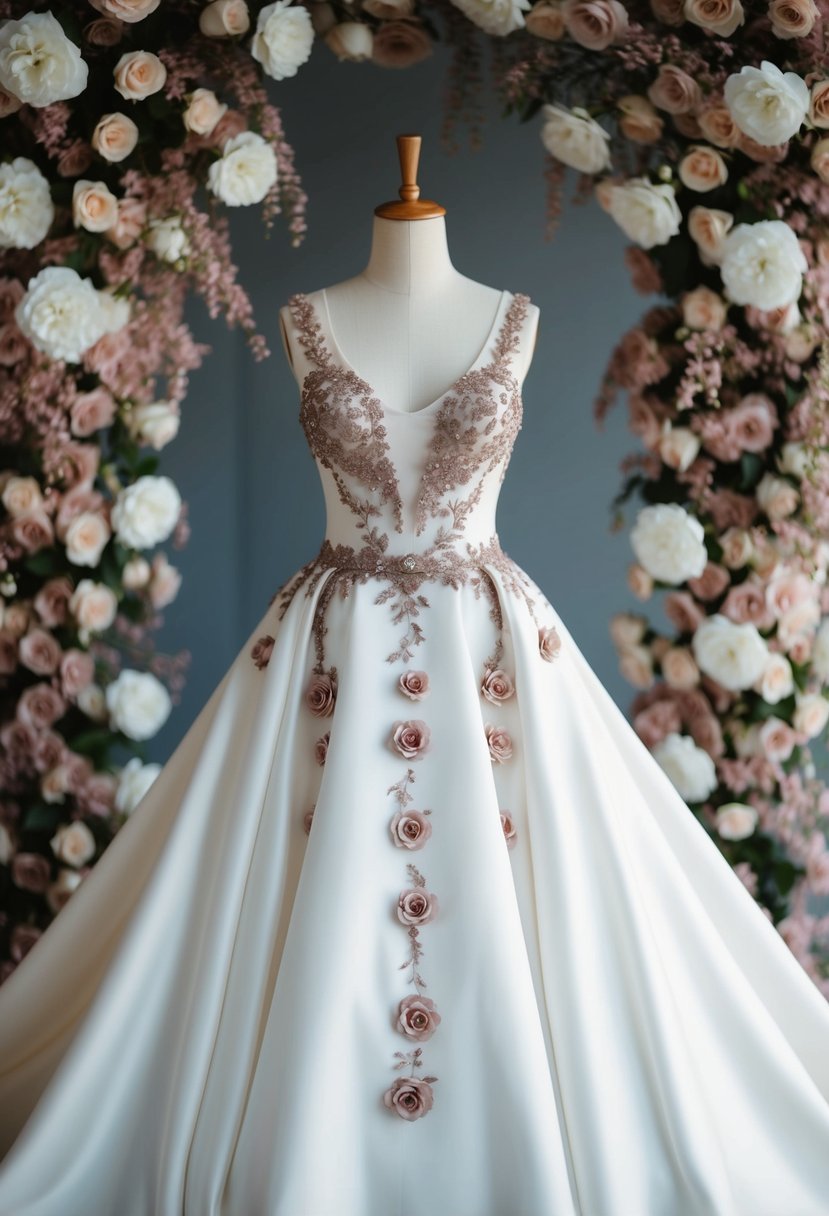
[315,287,511,418]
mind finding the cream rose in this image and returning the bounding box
[681,285,727,330]
[768,0,819,39]
[2,475,42,517]
[692,614,769,690]
[251,0,314,80]
[0,11,88,107]
[64,511,111,567]
[106,668,172,740]
[724,60,809,146]
[759,715,796,762]
[125,400,181,449]
[652,732,718,802]
[111,475,182,549]
[678,145,728,192]
[69,579,117,637]
[658,422,701,472]
[716,802,758,840]
[757,651,794,703]
[697,103,741,148]
[719,220,806,310]
[630,502,708,585]
[324,21,374,58]
[449,0,530,35]
[793,693,829,739]
[50,821,96,867]
[91,112,139,162]
[0,157,54,249]
[183,87,227,135]
[756,471,799,520]
[113,50,167,100]
[540,103,612,173]
[607,177,682,249]
[72,179,118,233]
[115,755,162,814]
[207,131,278,206]
[683,0,744,35]
[199,0,252,35]
[525,0,566,37]
[15,267,109,363]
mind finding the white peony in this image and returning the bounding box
[715,802,758,840]
[14,267,109,363]
[540,104,612,174]
[691,613,769,691]
[207,132,278,206]
[449,0,530,34]
[719,220,807,311]
[0,11,88,107]
[146,216,190,264]
[106,669,172,740]
[111,475,182,549]
[115,755,162,814]
[607,177,682,249]
[0,157,54,249]
[724,60,809,147]
[630,503,708,585]
[251,0,314,80]
[652,732,718,803]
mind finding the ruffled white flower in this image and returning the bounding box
[715,802,758,840]
[14,267,109,363]
[540,103,612,174]
[112,475,182,549]
[126,401,180,450]
[607,177,682,249]
[652,732,718,803]
[146,216,190,264]
[252,0,314,80]
[106,669,172,741]
[207,132,278,206]
[0,11,88,107]
[630,503,708,585]
[449,0,530,35]
[692,613,769,691]
[115,756,162,814]
[719,220,806,310]
[0,157,54,249]
[724,60,809,146]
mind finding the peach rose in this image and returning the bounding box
[199,0,251,36]
[610,612,646,649]
[50,821,96,867]
[811,136,829,184]
[678,145,728,192]
[2,475,43,517]
[72,180,118,232]
[809,80,829,129]
[371,19,433,67]
[681,285,727,330]
[563,0,629,49]
[619,644,654,689]
[647,64,702,115]
[4,601,32,637]
[686,561,730,602]
[64,511,111,567]
[398,670,430,700]
[0,85,22,117]
[19,628,62,676]
[113,50,167,100]
[485,723,513,763]
[759,715,796,762]
[70,388,116,437]
[105,196,147,249]
[90,0,159,21]
[525,0,566,38]
[251,634,274,670]
[397,885,438,926]
[69,580,118,634]
[314,731,330,765]
[60,648,95,698]
[697,102,741,148]
[617,95,664,143]
[183,87,228,136]
[390,809,432,850]
[383,1074,435,1121]
[390,719,431,759]
[538,624,562,661]
[661,646,700,689]
[17,682,66,730]
[91,112,139,162]
[396,994,441,1040]
[305,671,336,716]
[687,205,733,265]
[627,563,654,600]
[148,552,181,609]
[719,527,753,570]
[768,0,819,39]
[42,763,71,804]
[500,810,518,849]
[684,0,745,36]
[481,667,515,703]
[649,0,686,21]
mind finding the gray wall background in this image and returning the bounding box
[149,42,644,760]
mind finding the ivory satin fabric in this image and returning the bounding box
[0,287,828,1215]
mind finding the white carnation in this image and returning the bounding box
[111,475,182,549]
[724,60,809,147]
[652,732,718,803]
[719,220,807,311]
[0,157,54,249]
[540,103,612,174]
[115,755,162,814]
[692,613,769,691]
[630,503,708,585]
[0,10,88,107]
[106,669,172,741]
[207,132,278,206]
[449,0,530,34]
[14,267,109,363]
[607,177,682,249]
[251,0,314,80]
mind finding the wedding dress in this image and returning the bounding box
[1,285,829,1216]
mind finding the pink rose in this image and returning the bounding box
[705,490,758,530]
[60,649,95,698]
[759,716,796,763]
[0,322,29,366]
[664,591,705,634]
[397,886,439,926]
[17,683,66,730]
[33,730,66,773]
[10,852,51,893]
[686,562,730,602]
[390,719,431,760]
[647,64,702,115]
[634,698,682,747]
[563,0,629,49]
[105,197,147,250]
[538,624,562,661]
[55,486,105,539]
[398,670,430,700]
[485,724,513,763]
[251,634,274,670]
[389,809,432,850]
[396,994,441,1041]
[303,805,315,834]
[77,772,117,816]
[481,667,515,703]
[314,731,330,766]
[721,582,772,628]
[383,1074,435,1121]
[83,16,125,45]
[728,394,778,454]
[11,511,53,554]
[19,628,62,676]
[305,672,336,716]
[500,810,518,849]
[70,388,117,437]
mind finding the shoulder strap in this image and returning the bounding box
[491,292,532,367]
[286,292,332,371]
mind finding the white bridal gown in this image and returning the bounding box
[1,287,829,1216]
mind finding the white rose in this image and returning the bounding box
[0,11,88,107]
[106,668,172,740]
[658,422,701,472]
[207,132,278,206]
[652,732,718,802]
[757,651,794,703]
[182,87,227,135]
[719,220,807,310]
[77,680,108,722]
[777,441,810,478]
[111,475,182,549]
[715,801,758,840]
[69,579,118,636]
[448,0,530,35]
[692,613,769,690]
[72,179,119,233]
[252,0,314,80]
[14,267,109,363]
[1,475,42,517]
[64,511,111,567]
[126,401,180,450]
[793,693,829,739]
[607,177,682,249]
[115,755,162,814]
[539,103,611,174]
[50,820,96,867]
[812,617,829,680]
[323,21,374,59]
[756,471,799,520]
[146,216,190,264]
[630,502,708,585]
[724,60,809,146]
[122,555,152,589]
[0,157,54,249]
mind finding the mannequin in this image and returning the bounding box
[279,134,540,414]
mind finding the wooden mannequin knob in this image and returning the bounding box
[375,133,446,221]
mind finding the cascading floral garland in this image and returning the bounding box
[1,0,829,998]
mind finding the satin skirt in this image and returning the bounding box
[1,553,829,1216]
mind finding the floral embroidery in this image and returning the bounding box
[305,668,337,716]
[314,731,329,765]
[383,1051,437,1121]
[390,719,431,760]
[500,809,518,849]
[398,669,430,700]
[539,624,562,661]
[485,723,513,763]
[251,634,274,670]
[481,666,515,703]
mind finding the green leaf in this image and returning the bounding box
[23,550,60,577]
[22,803,61,832]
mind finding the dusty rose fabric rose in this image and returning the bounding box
[371,19,433,67]
[0,323,29,366]
[57,142,93,178]
[63,751,95,791]
[19,628,62,676]
[500,811,518,849]
[481,667,515,703]
[738,133,789,164]
[314,731,330,766]
[251,634,274,670]
[538,624,562,661]
[727,393,778,453]
[485,724,513,763]
[705,489,758,530]
[390,809,432,850]
[303,805,315,834]
[383,1074,435,1121]
[10,852,51,893]
[398,669,430,700]
[305,672,336,716]
[397,886,439,926]
[77,772,117,816]
[686,562,730,602]
[17,683,66,730]
[390,719,431,759]
[396,994,441,1041]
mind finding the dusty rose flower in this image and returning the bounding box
[390,719,431,759]
[672,111,704,139]
[77,772,117,817]
[564,0,629,49]
[647,64,702,115]
[199,0,251,36]
[0,631,17,675]
[759,715,796,762]
[634,698,683,748]
[57,142,93,177]
[538,624,562,661]
[728,393,778,453]
[481,667,515,703]
[810,137,829,184]
[390,809,432,850]
[697,102,741,148]
[305,671,336,716]
[371,19,433,67]
[650,0,686,21]
[19,628,62,676]
[721,583,773,628]
[0,323,29,365]
[397,886,439,926]
[91,112,139,162]
[314,731,330,765]
[209,109,248,148]
[661,646,700,689]
[251,634,274,670]
[684,0,745,36]
[10,510,52,552]
[624,248,663,294]
[678,145,728,192]
[617,95,663,143]
[398,669,430,700]
[396,994,441,1040]
[303,805,315,834]
[628,393,661,447]
[17,683,66,729]
[60,648,95,698]
[686,562,730,601]
[664,591,705,634]
[768,0,818,38]
[0,85,22,116]
[485,723,513,763]
[70,387,117,437]
[706,489,757,530]
[1,719,37,767]
[113,50,167,100]
[33,730,66,774]
[383,1074,435,1121]
[84,16,125,45]
[11,852,51,893]
[738,133,789,164]
[4,602,32,637]
[105,197,146,249]
[525,0,566,38]
[500,810,518,849]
